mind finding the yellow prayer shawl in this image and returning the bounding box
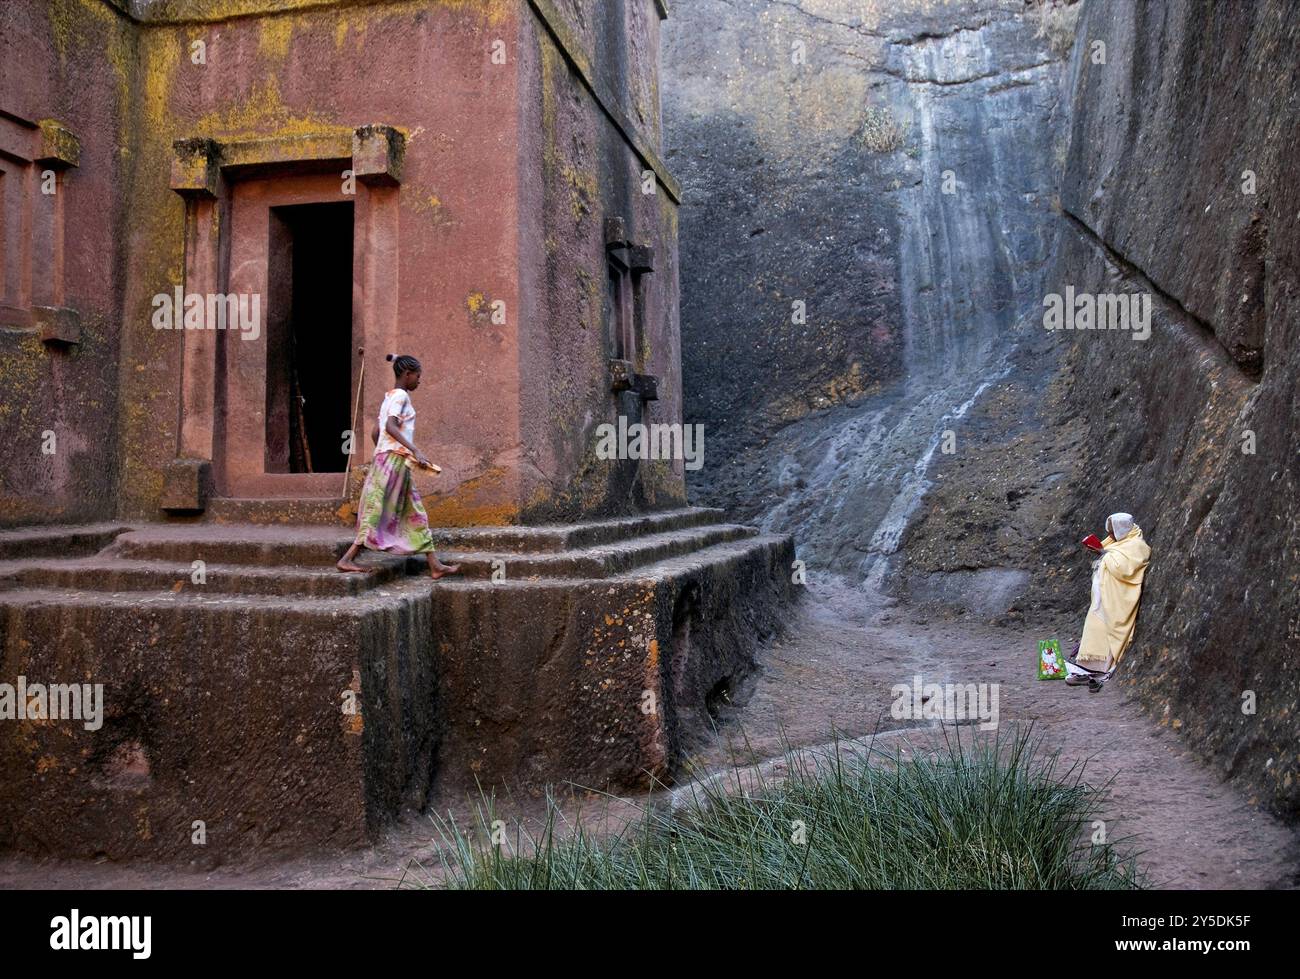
[1078,526,1151,671]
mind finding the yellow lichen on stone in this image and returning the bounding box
[409,192,451,226]
[138,0,514,28]
[258,17,294,60]
[420,467,519,527]
[194,77,344,141]
[561,164,597,222]
[539,34,560,172]
[49,0,121,60]
[47,0,134,139]
[140,29,180,136]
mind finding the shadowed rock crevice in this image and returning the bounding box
[1059,207,1262,385]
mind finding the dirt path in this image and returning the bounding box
[696,579,1300,889]
[2,579,1296,889]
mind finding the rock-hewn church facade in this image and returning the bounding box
[0,1,793,862]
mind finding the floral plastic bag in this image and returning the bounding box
[1038,638,1068,680]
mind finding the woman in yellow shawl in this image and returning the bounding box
[1066,512,1151,689]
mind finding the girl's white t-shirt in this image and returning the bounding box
[375,388,415,458]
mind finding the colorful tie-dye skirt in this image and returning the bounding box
[352,451,436,554]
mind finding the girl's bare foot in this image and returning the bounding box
[429,562,461,580]
[336,559,367,573]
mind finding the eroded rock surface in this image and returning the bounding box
[664,0,1067,577]
[669,0,1299,820]
[1040,0,1300,817]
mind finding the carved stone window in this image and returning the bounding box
[605,215,658,401]
[0,114,81,345]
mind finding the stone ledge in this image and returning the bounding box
[609,358,660,400]
[351,125,405,186]
[629,243,656,273]
[170,137,220,198]
[0,303,35,331]
[36,120,80,168]
[34,306,81,346]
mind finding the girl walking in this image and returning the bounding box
[337,354,461,579]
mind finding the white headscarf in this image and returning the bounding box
[1106,512,1135,540]
[1091,513,1137,613]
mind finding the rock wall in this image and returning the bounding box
[1044,0,1300,817]
[871,0,1300,818]
[518,0,688,521]
[663,0,1066,576]
[667,0,1300,819]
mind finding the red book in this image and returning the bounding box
[1081,533,1103,553]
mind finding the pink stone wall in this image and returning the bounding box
[0,0,683,528]
[114,1,527,523]
[516,0,686,520]
[0,0,134,528]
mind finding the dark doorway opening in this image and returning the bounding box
[265,201,354,473]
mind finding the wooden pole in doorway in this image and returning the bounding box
[344,346,366,499]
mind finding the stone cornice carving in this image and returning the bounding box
[169,125,405,197]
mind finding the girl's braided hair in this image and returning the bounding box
[387,353,422,376]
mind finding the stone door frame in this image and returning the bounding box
[162,126,404,511]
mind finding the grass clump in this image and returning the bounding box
[859,105,906,153]
[428,730,1144,890]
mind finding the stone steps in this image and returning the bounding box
[0,509,759,598]
[614,531,793,583]
[553,507,728,550]
[0,530,788,605]
[430,523,756,580]
[0,577,431,613]
[0,533,791,611]
[0,523,130,561]
[0,512,797,863]
[101,506,727,566]
[106,525,353,566]
[203,497,354,525]
[0,555,409,597]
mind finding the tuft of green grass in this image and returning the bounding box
[425,729,1145,890]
